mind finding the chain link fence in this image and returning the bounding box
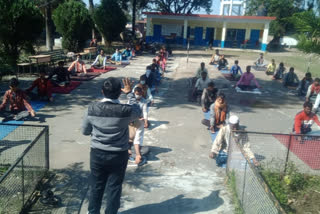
[0,124,49,214]
[227,131,320,214]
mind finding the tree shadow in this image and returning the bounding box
[147,120,169,130]
[119,190,224,214]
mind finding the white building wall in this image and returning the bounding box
[220,0,246,16]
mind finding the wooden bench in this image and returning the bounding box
[38,49,67,66]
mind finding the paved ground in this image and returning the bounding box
[1,49,317,213]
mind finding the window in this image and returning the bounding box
[231,5,243,16]
[226,29,237,41]
[223,5,230,15]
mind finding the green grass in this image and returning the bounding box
[227,171,245,214]
[0,165,10,177]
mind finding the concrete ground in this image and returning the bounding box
[1,48,317,213]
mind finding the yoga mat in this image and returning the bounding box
[220,69,231,74]
[252,66,267,71]
[88,67,117,73]
[273,134,320,170]
[236,87,262,94]
[70,73,100,81]
[203,111,220,142]
[51,81,81,94]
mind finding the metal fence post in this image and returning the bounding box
[241,161,247,206]
[284,134,292,174]
[45,127,49,170]
[21,158,25,207]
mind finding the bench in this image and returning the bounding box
[38,49,67,66]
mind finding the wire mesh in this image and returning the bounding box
[0,124,49,214]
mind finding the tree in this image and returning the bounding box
[52,0,92,52]
[0,0,44,67]
[93,0,127,46]
[246,0,304,45]
[148,0,212,14]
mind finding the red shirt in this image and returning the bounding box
[0,89,33,112]
[294,110,320,134]
[26,78,52,98]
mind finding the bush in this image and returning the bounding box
[52,0,92,52]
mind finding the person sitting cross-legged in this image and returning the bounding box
[194,62,209,85]
[0,78,35,121]
[254,53,266,67]
[109,49,123,64]
[122,47,132,60]
[68,54,87,76]
[297,72,313,97]
[236,66,261,91]
[266,59,276,75]
[273,62,286,80]
[48,61,71,87]
[294,101,320,134]
[127,87,149,165]
[26,70,53,102]
[91,49,107,69]
[209,115,259,167]
[218,54,228,70]
[201,82,218,113]
[283,67,299,88]
[230,60,243,81]
[209,49,220,65]
[193,71,211,102]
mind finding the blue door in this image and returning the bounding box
[194,27,203,46]
[250,29,260,49]
[236,29,246,47]
[205,28,215,46]
[153,25,162,42]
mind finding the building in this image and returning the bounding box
[144,12,276,51]
[220,0,246,16]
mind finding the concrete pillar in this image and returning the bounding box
[261,22,269,51]
[146,17,152,43]
[183,19,188,46]
[221,22,227,48]
[245,27,251,40]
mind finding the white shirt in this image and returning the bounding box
[195,77,211,91]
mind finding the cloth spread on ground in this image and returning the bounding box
[204,111,220,142]
[51,81,81,94]
[273,134,320,169]
[88,67,117,73]
[70,72,101,81]
[252,66,267,71]
[235,87,262,94]
[108,61,130,67]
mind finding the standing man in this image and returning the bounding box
[82,77,141,214]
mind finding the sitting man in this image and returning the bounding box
[209,115,259,166]
[48,61,70,87]
[230,60,243,81]
[236,66,261,91]
[273,62,286,80]
[109,49,123,64]
[91,49,107,69]
[134,75,153,106]
[196,62,209,79]
[209,93,229,133]
[218,54,228,70]
[209,49,220,65]
[306,78,320,102]
[201,82,218,113]
[26,70,53,102]
[193,71,211,102]
[122,47,132,60]
[266,59,276,75]
[294,102,320,134]
[283,67,299,88]
[128,87,149,165]
[0,78,35,121]
[68,54,87,76]
[297,72,313,97]
[254,53,266,67]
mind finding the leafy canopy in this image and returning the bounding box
[148,0,212,14]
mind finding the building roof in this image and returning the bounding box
[143,12,276,21]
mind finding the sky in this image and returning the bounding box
[83,0,221,15]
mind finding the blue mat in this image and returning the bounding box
[0,100,48,140]
[220,69,231,74]
[204,111,219,142]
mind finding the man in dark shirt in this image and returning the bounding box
[82,77,141,214]
[218,54,228,70]
[0,78,35,121]
[201,82,218,112]
[48,61,70,87]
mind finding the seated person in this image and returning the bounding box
[91,49,107,69]
[209,49,220,65]
[266,59,276,75]
[306,78,320,102]
[134,75,154,119]
[209,93,229,133]
[201,82,218,113]
[209,115,259,166]
[236,66,261,91]
[145,65,155,90]
[127,87,148,165]
[122,47,132,60]
[283,67,299,88]
[68,54,87,75]
[294,102,320,134]
[196,62,209,79]
[26,70,53,102]
[193,72,211,101]
[273,62,286,80]
[230,60,243,81]
[89,37,97,47]
[152,58,161,84]
[218,55,228,70]
[0,78,35,121]
[297,72,313,96]
[48,61,70,87]
[254,53,266,67]
[109,49,123,64]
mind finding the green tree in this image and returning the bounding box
[148,0,212,14]
[246,0,304,44]
[93,0,127,46]
[0,0,44,68]
[52,0,92,52]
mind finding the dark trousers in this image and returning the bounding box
[0,110,30,121]
[238,85,257,91]
[88,148,128,214]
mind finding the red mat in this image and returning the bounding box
[273,135,320,169]
[51,81,82,94]
[88,67,117,73]
[70,72,100,81]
